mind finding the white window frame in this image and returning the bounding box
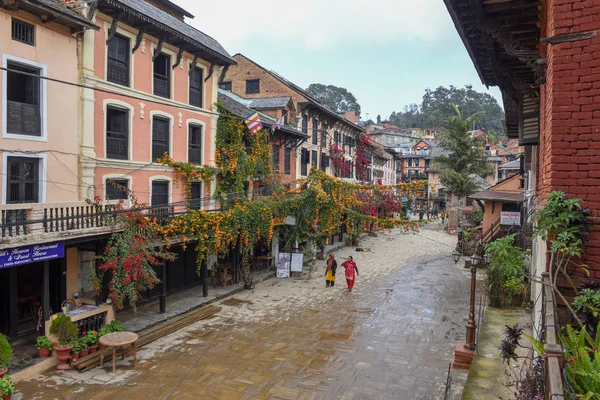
[2,54,47,141]
[149,176,173,206]
[103,22,136,89]
[187,62,208,110]
[2,151,47,204]
[149,110,174,162]
[102,173,133,202]
[150,43,177,100]
[103,99,135,160]
[186,119,206,164]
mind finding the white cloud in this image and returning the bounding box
[178,0,454,51]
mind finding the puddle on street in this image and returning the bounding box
[220,297,254,306]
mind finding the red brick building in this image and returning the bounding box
[444,0,600,324]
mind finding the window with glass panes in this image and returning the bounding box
[107,34,129,86]
[7,157,39,203]
[152,117,170,159]
[105,179,129,200]
[302,115,308,135]
[272,144,280,170]
[151,180,169,206]
[188,124,202,164]
[189,68,203,108]
[190,182,202,209]
[7,61,41,137]
[153,53,171,98]
[284,148,291,174]
[106,106,129,159]
[312,119,318,145]
[246,79,259,94]
[321,122,327,147]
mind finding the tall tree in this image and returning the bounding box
[435,106,490,222]
[306,83,361,116]
[388,85,504,134]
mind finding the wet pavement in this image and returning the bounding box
[16,222,472,399]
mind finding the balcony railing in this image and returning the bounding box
[0,201,126,248]
[107,60,129,87]
[154,75,170,98]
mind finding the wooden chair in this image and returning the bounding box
[217,265,233,288]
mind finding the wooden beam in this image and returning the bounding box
[153,37,164,61]
[105,12,125,44]
[218,65,229,85]
[131,27,145,54]
[204,62,215,83]
[189,54,198,77]
[540,30,598,44]
[172,48,184,70]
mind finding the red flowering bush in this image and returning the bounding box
[329,143,350,176]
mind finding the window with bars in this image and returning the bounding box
[302,115,308,135]
[12,18,34,46]
[106,106,129,160]
[300,148,309,176]
[188,124,202,164]
[272,144,280,171]
[105,179,129,200]
[220,81,232,91]
[7,157,39,204]
[151,180,169,207]
[189,68,203,108]
[246,79,260,94]
[312,119,318,145]
[284,148,291,175]
[152,117,170,160]
[190,182,202,209]
[6,61,41,137]
[107,34,130,87]
[153,53,171,98]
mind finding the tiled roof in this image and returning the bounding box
[247,97,292,109]
[103,0,235,65]
[218,90,307,139]
[499,159,520,170]
[26,0,98,29]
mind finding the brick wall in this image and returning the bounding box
[539,0,600,274]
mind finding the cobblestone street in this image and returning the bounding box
[16,222,472,399]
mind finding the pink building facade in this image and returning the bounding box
[80,0,235,207]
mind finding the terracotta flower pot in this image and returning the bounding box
[38,348,51,358]
[2,394,12,400]
[79,348,90,357]
[55,345,74,371]
[0,367,7,378]
[88,345,98,354]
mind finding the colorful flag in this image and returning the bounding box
[272,115,285,131]
[244,112,263,134]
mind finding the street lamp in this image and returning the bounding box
[464,253,479,351]
[452,250,461,264]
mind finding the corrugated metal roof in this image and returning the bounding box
[469,190,524,203]
[247,97,292,109]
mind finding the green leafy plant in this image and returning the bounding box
[71,339,84,355]
[471,209,483,225]
[485,234,527,307]
[36,336,53,351]
[49,315,77,348]
[0,333,12,368]
[561,323,600,398]
[85,331,99,347]
[0,375,14,396]
[533,191,587,326]
[99,320,125,336]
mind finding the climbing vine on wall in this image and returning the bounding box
[157,154,219,203]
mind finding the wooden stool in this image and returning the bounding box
[99,331,139,373]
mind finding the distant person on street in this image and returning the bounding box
[342,256,359,292]
[325,254,337,287]
[419,209,425,221]
[426,208,431,220]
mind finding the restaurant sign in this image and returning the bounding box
[0,241,65,269]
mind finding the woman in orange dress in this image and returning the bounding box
[341,256,359,292]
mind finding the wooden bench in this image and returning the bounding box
[99,332,139,373]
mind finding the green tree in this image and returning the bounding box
[388,85,504,133]
[435,106,490,222]
[306,83,361,116]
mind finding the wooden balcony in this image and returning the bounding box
[0,200,128,249]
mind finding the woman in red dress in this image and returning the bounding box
[341,256,359,292]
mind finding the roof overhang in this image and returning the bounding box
[9,0,99,32]
[469,190,524,203]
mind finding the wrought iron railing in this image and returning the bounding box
[106,133,128,160]
[154,75,170,98]
[107,60,129,87]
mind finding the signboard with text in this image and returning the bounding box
[290,253,304,273]
[501,212,521,226]
[277,253,291,278]
[0,241,65,269]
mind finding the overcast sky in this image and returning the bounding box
[178,0,502,120]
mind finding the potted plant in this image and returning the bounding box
[0,375,14,400]
[86,331,99,353]
[49,314,77,370]
[70,340,82,363]
[79,334,90,358]
[98,320,125,337]
[0,334,11,378]
[36,336,53,358]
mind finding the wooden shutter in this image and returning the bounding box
[151,181,169,207]
[518,94,540,145]
[189,68,203,108]
[7,157,39,204]
[152,117,170,159]
[190,182,202,209]
[188,125,202,164]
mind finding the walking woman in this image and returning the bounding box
[341,256,359,292]
[325,254,337,287]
